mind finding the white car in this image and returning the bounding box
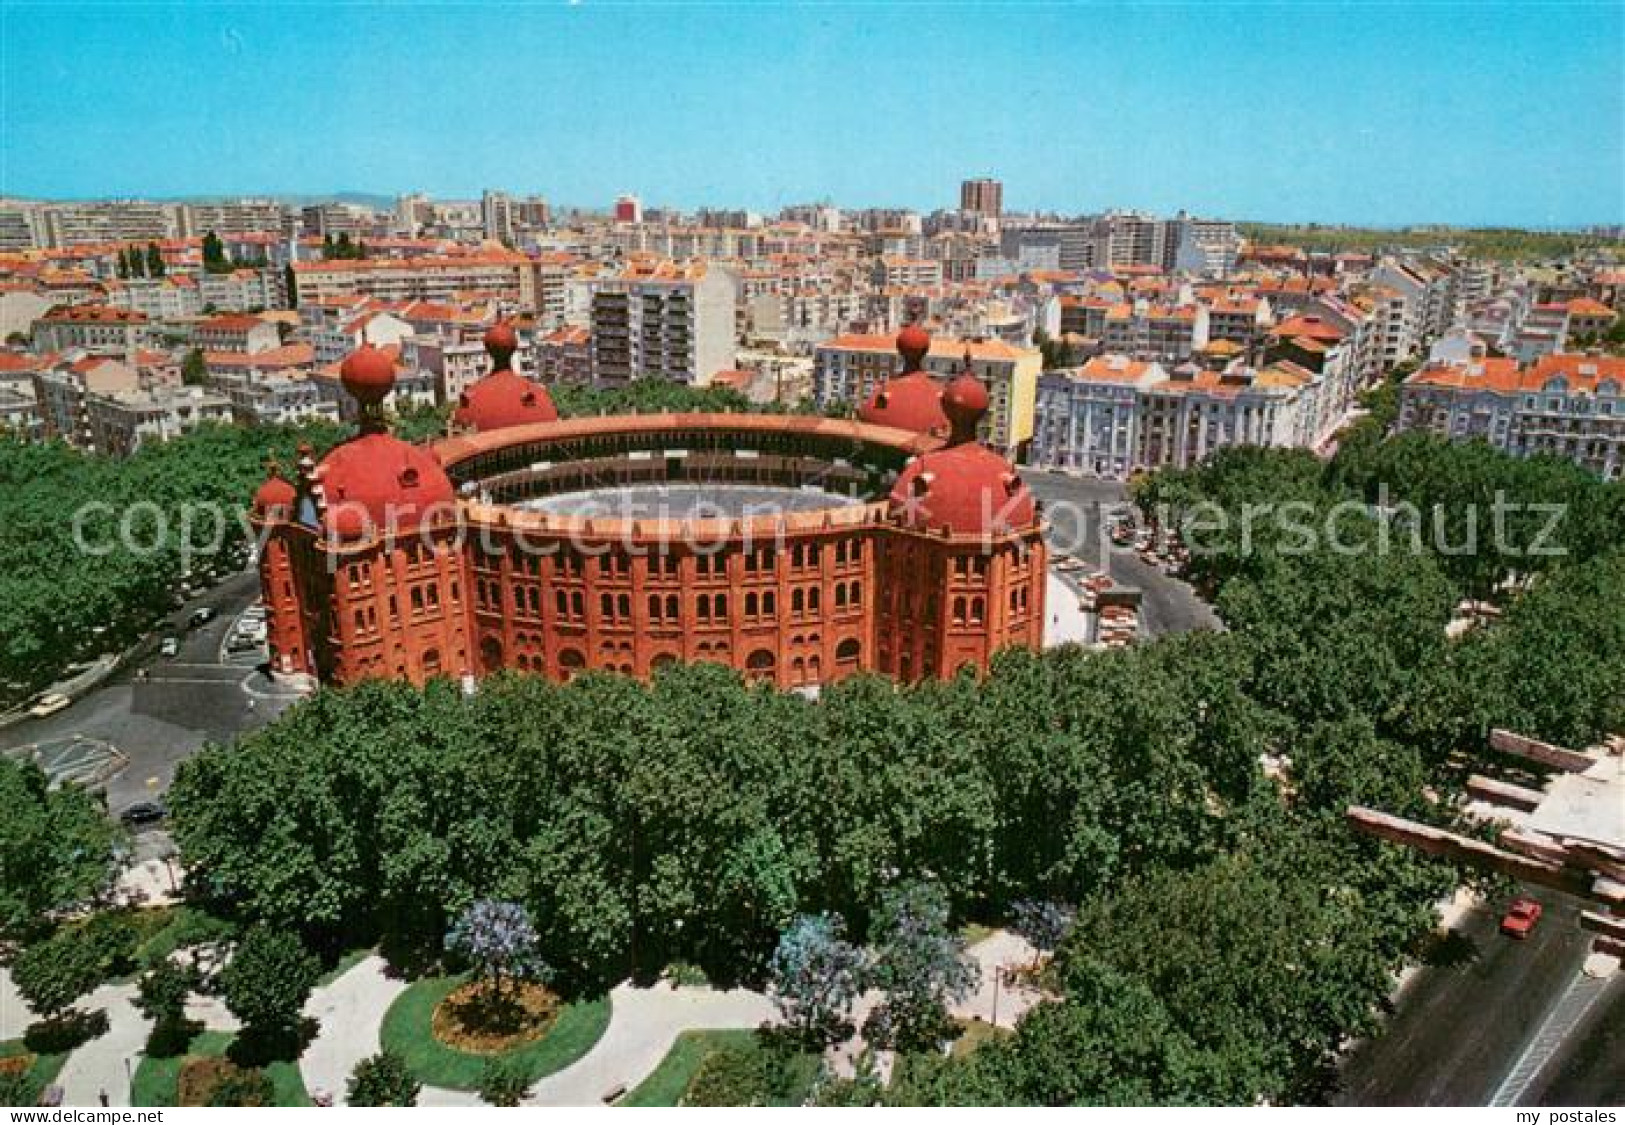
[28,693,70,718]
[160,637,180,658]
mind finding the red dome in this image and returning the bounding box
[858,371,948,437]
[314,432,456,539]
[452,368,559,432]
[889,444,1036,537]
[484,321,519,358]
[896,323,931,367]
[251,467,296,519]
[340,345,397,405]
[943,369,989,432]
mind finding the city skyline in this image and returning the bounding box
[3,2,1621,227]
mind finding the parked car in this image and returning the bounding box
[28,692,70,718]
[1500,897,1543,939]
[188,607,216,629]
[159,637,180,658]
[119,800,167,827]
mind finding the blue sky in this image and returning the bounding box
[3,2,1621,226]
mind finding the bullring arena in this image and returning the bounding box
[251,324,1051,690]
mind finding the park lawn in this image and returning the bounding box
[130,1030,311,1107]
[620,1029,758,1107]
[378,974,612,1091]
[950,1018,1012,1059]
[0,1039,68,1101]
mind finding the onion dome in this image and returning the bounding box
[313,346,456,540]
[888,357,1035,537]
[451,321,558,432]
[858,323,948,437]
[251,459,296,521]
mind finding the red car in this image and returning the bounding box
[1500,897,1543,939]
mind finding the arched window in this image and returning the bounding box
[649,593,663,621]
[666,594,679,620]
[952,596,966,626]
[834,585,847,608]
[970,596,984,624]
[763,591,776,615]
[617,593,631,619]
[571,591,584,617]
[745,648,776,682]
[479,636,502,673]
[807,654,821,682]
[808,587,821,612]
[792,588,805,615]
[651,653,678,674]
[601,592,614,619]
[745,592,759,618]
[791,656,806,684]
[835,637,860,669]
[556,589,568,616]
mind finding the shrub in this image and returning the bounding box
[346,1050,420,1107]
[205,1067,274,1107]
[478,1056,530,1107]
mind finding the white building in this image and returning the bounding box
[588,261,736,386]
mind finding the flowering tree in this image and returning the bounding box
[1010,898,1076,964]
[445,899,548,995]
[768,913,866,1047]
[863,880,980,1052]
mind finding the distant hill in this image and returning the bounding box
[1238,222,1623,262]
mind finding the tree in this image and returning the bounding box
[283,263,298,309]
[768,913,865,1047]
[346,1050,420,1107]
[445,899,548,995]
[201,230,230,274]
[1009,899,1075,964]
[11,928,107,1021]
[219,927,321,1046]
[0,759,119,935]
[145,242,165,278]
[478,1056,530,1107]
[135,959,200,1055]
[862,880,979,1052]
[181,348,209,387]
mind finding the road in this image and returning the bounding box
[1021,470,1220,637]
[0,569,303,814]
[1336,888,1619,1106]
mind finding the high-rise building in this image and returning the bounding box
[480,190,515,243]
[588,260,736,386]
[614,194,644,224]
[960,178,1004,218]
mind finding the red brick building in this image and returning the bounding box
[252,326,1047,690]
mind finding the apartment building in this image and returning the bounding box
[32,305,150,356]
[1031,354,1337,475]
[291,252,535,309]
[534,325,591,384]
[182,199,289,237]
[1399,350,1623,479]
[587,261,736,386]
[194,313,281,354]
[226,373,341,427]
[40,201,184,247]
[84,385,232,456]
[1031,356,1168,477]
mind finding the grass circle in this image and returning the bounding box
[379,974,611,1091]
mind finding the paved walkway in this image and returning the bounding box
[297,955,406,1106]
[294,957,775,1107]
[526,979,775,1107]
